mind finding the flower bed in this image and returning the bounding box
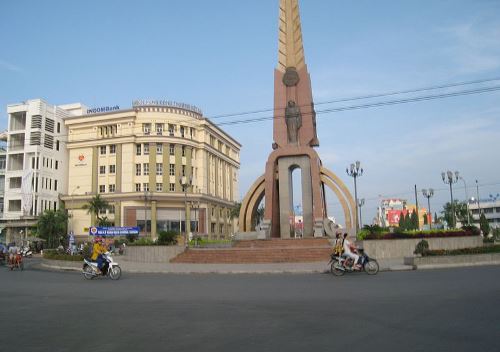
[360,229,477,241]
[43,249,84,262]
[423,244,500,256]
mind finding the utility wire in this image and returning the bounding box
[207,76,500,120]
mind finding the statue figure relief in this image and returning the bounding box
[285,100,302,144]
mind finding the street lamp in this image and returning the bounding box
[421,189,434,230]
[358,198,365,229]
[442,170,459,228]
[346,161,363,233]
[459,177,471,225]
[179,174,193,247]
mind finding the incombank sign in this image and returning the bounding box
[86,105,120,114]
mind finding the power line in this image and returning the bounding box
[216,85,500,126]
[207,76,500,120]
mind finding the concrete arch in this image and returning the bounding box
[320,167,356,235]
[239,175,266,232]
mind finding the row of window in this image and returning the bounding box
[134,183,175,192]
[135,143,194,158]
[142,123,196,139]
[31,156,60,170]
[99,184,116,193]
[99,165,116,175]
[134,163,192,177]
[100,144,117,155]
[8,176,59,192]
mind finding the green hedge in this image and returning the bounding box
[43,249,84,262]
[423,245,500,256]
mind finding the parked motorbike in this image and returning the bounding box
[9,253,24,271]
[329,248,379,276]
[82,252,121,280]
[20,246,33,258]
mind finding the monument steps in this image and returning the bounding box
[170,238,333,264]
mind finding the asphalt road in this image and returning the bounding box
[1,263,499,352]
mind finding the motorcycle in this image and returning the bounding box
[9,253,24,271]
[82,252,121,280]
[20,246,33,258]
[329,248,379,276]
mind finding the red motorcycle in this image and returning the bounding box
[9,253,24,271]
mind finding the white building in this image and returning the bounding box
[469,197,500,230]
[3,99,86,243]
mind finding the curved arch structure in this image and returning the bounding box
[239,175,266,232]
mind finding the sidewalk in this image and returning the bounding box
[37,257,414,274]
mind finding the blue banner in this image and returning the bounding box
[89,226,140,237]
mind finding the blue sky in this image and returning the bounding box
[1,0,500,225]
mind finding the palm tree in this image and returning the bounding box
[82,194,110,226]
[37,209,68,248]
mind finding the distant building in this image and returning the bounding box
[377,198,429,229]
[469,196,500,230]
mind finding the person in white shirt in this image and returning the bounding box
[342,233,360,268]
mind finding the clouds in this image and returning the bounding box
[0,60,22,73]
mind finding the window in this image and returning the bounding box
[57,122,61,133]
[55,161,58,170]
[156,163,163,176]
[143,123,151,135]
[143,183,150,192]
[99,185,106,193]
[56,140,60,151]
[169,144,175,155]
[99,207,106,215]
[135,183,141,192]
[169,183,175,192]
[100,146,106,155]
[169,164,175,176]
[182,165,186,177]
[156,183,163,192]
[110,145,116,154]
[136,164,141,176]
[143,163,149,176]
[109,165,116,174]
[182,146,186,157]
[109,205,115,214]
[109,184,116,193]
[136,144,141,155]
[156,144,163,154]
[168,124,175,136]
[180,126,185,138]
[99,166,106,174]
[144,143,150,155]
[156,123,163,135]
[211,223,216,234]
[54,180,58,191]
[190,127,195,139]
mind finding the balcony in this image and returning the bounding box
[9,112,26,131]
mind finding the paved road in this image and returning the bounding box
[1,264,499,352]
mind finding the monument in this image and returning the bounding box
[239,0,356,238]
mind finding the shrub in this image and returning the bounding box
[43,249,83,262]
[414,240,430,256]
[157,231,178,245]
[363,229,476,240]
[128,237,156,246]
[126,232,139,243]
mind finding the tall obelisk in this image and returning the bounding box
[239,0,356,238]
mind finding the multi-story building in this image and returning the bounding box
[0,132,7,242]
[376,198,429,229]
[62,100,241,242]
[469,197,500,230]
[3,99,86,243]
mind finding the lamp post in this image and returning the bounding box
[442,170,459,228]
[179,174,193,247]
[358,198,365,229]
[421,188,434,230]
[143,190,151,237]
[70,186,80,235]
[346,161,363,233]
[459,177,471,225]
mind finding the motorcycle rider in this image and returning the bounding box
[91,237,108,274]
[8,243,20,266]
[342,233,360,269]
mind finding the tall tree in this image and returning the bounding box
[441,201,470,228]
[479,213,490,236]
[36,209,69,248]
[82,194,110,226]
[229,202,242,220]
[410,210,419,230]
[398,212,405,230]
[423,213,428,225]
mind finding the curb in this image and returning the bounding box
[415,261,500,270]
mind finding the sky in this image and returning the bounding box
[1,0,500,226]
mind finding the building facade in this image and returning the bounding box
[3,99,86,243]
[62,101,240,242]
[469,198,500,230]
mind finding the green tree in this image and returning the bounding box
[398,212,405,230]
[404,212,411,230]
[479,213,490,236]
[410,210,419,230]
[252,205,265,228]
[82,194,110,226]
[441,201,470,228]
[36,209,69,248]
[423,213,428,225]
[434,212,439,224]
[230,202,242,220]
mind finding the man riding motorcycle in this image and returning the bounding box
[91,237,108,274]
